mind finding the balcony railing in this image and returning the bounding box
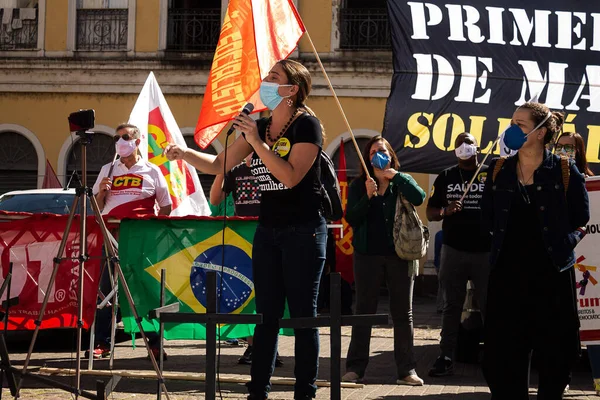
[167,8,220,52]
[0,8,38,50]
[339,8,391,50]
[76,9,128,51]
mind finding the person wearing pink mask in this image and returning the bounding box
[94,123,171,218]
[88,123,171,360]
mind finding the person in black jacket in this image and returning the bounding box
[481,102,590,399]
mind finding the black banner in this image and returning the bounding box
[383,0,600,175]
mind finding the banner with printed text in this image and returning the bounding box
[0,214,103,330]
[576,178,600,345]
[383,0,600,174]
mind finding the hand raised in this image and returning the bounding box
[164,144,186,161]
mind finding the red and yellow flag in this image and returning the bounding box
[194,0,305,149]
[335,139,355,284]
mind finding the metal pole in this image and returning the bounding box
[75,136,90,397]
[15,195,80,399]
[330,273,342,400]
[206,271,217,400]
[157,269,166,400]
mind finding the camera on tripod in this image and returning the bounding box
[68,109,95,133]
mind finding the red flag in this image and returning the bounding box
[0,214,102,330]
[194,0,305,149]
[334,139,354,284]
[42,159,62,189]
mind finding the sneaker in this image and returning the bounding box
[225,339,240,346]
[397,374,424,386]
[341,371,361,383]
[239,346,252,365]
[84,343,111,359]
[275,352,283,367]
[149,345,168,361]
[428,356,454,377]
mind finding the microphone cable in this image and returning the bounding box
[216,103,253,399]
[215,128,231,400]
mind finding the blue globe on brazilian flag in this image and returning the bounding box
[118,218,258,340]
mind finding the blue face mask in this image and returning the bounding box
[503,125,527,151]
[371,151,390,170]
[259,82,292,110]
[503,110,553,151]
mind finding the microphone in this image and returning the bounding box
[226,103,254,136]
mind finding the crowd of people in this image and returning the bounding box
[92,58,593,399]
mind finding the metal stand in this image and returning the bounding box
[279,273,388,400]
[159,271,262,400]
[12,131,171,400]
[0,265,19,398]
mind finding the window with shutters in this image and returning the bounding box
[0,131,39,194]
[166,0,221,52]
[339,0,391,50]
[0,1,39,51]
[65,133,115,189]
[76,0,129,51]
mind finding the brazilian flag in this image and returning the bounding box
[119,218,258,340]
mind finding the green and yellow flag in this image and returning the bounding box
[118,218,257,339]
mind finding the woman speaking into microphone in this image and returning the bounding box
[165,59,326,400]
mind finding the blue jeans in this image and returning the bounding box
[247,216,327,399]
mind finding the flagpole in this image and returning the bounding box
[303,31,372,180]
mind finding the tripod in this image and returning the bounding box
[14,131,171,399]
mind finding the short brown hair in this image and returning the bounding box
[116,123,140,139]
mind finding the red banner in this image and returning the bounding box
[334,139,355,284]
[0,214,103,330]
[194,0,305,149]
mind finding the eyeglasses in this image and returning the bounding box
[555,143,575,152]
[114,133,135,142]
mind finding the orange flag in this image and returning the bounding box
[334,139,355,284]
[194,0,305,149]
[42,159,62,189]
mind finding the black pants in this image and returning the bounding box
[483,266,579,400]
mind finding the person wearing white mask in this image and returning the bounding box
[426,132,491,377]
[88,123,171,360]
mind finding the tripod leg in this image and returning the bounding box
[73,188,91,397]
[88,253,110,371]
[15,195,81,399]
[88,195,171,400]
[108,255,118,370]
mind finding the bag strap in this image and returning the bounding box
[492,157,507,183]
[560,156,570,194]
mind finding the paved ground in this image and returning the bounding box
[3,296,599,399]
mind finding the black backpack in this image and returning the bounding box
[319,151,344,221]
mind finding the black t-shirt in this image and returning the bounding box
[223,162,261,217]
[250,113,323,227]
[428,164,491,252]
